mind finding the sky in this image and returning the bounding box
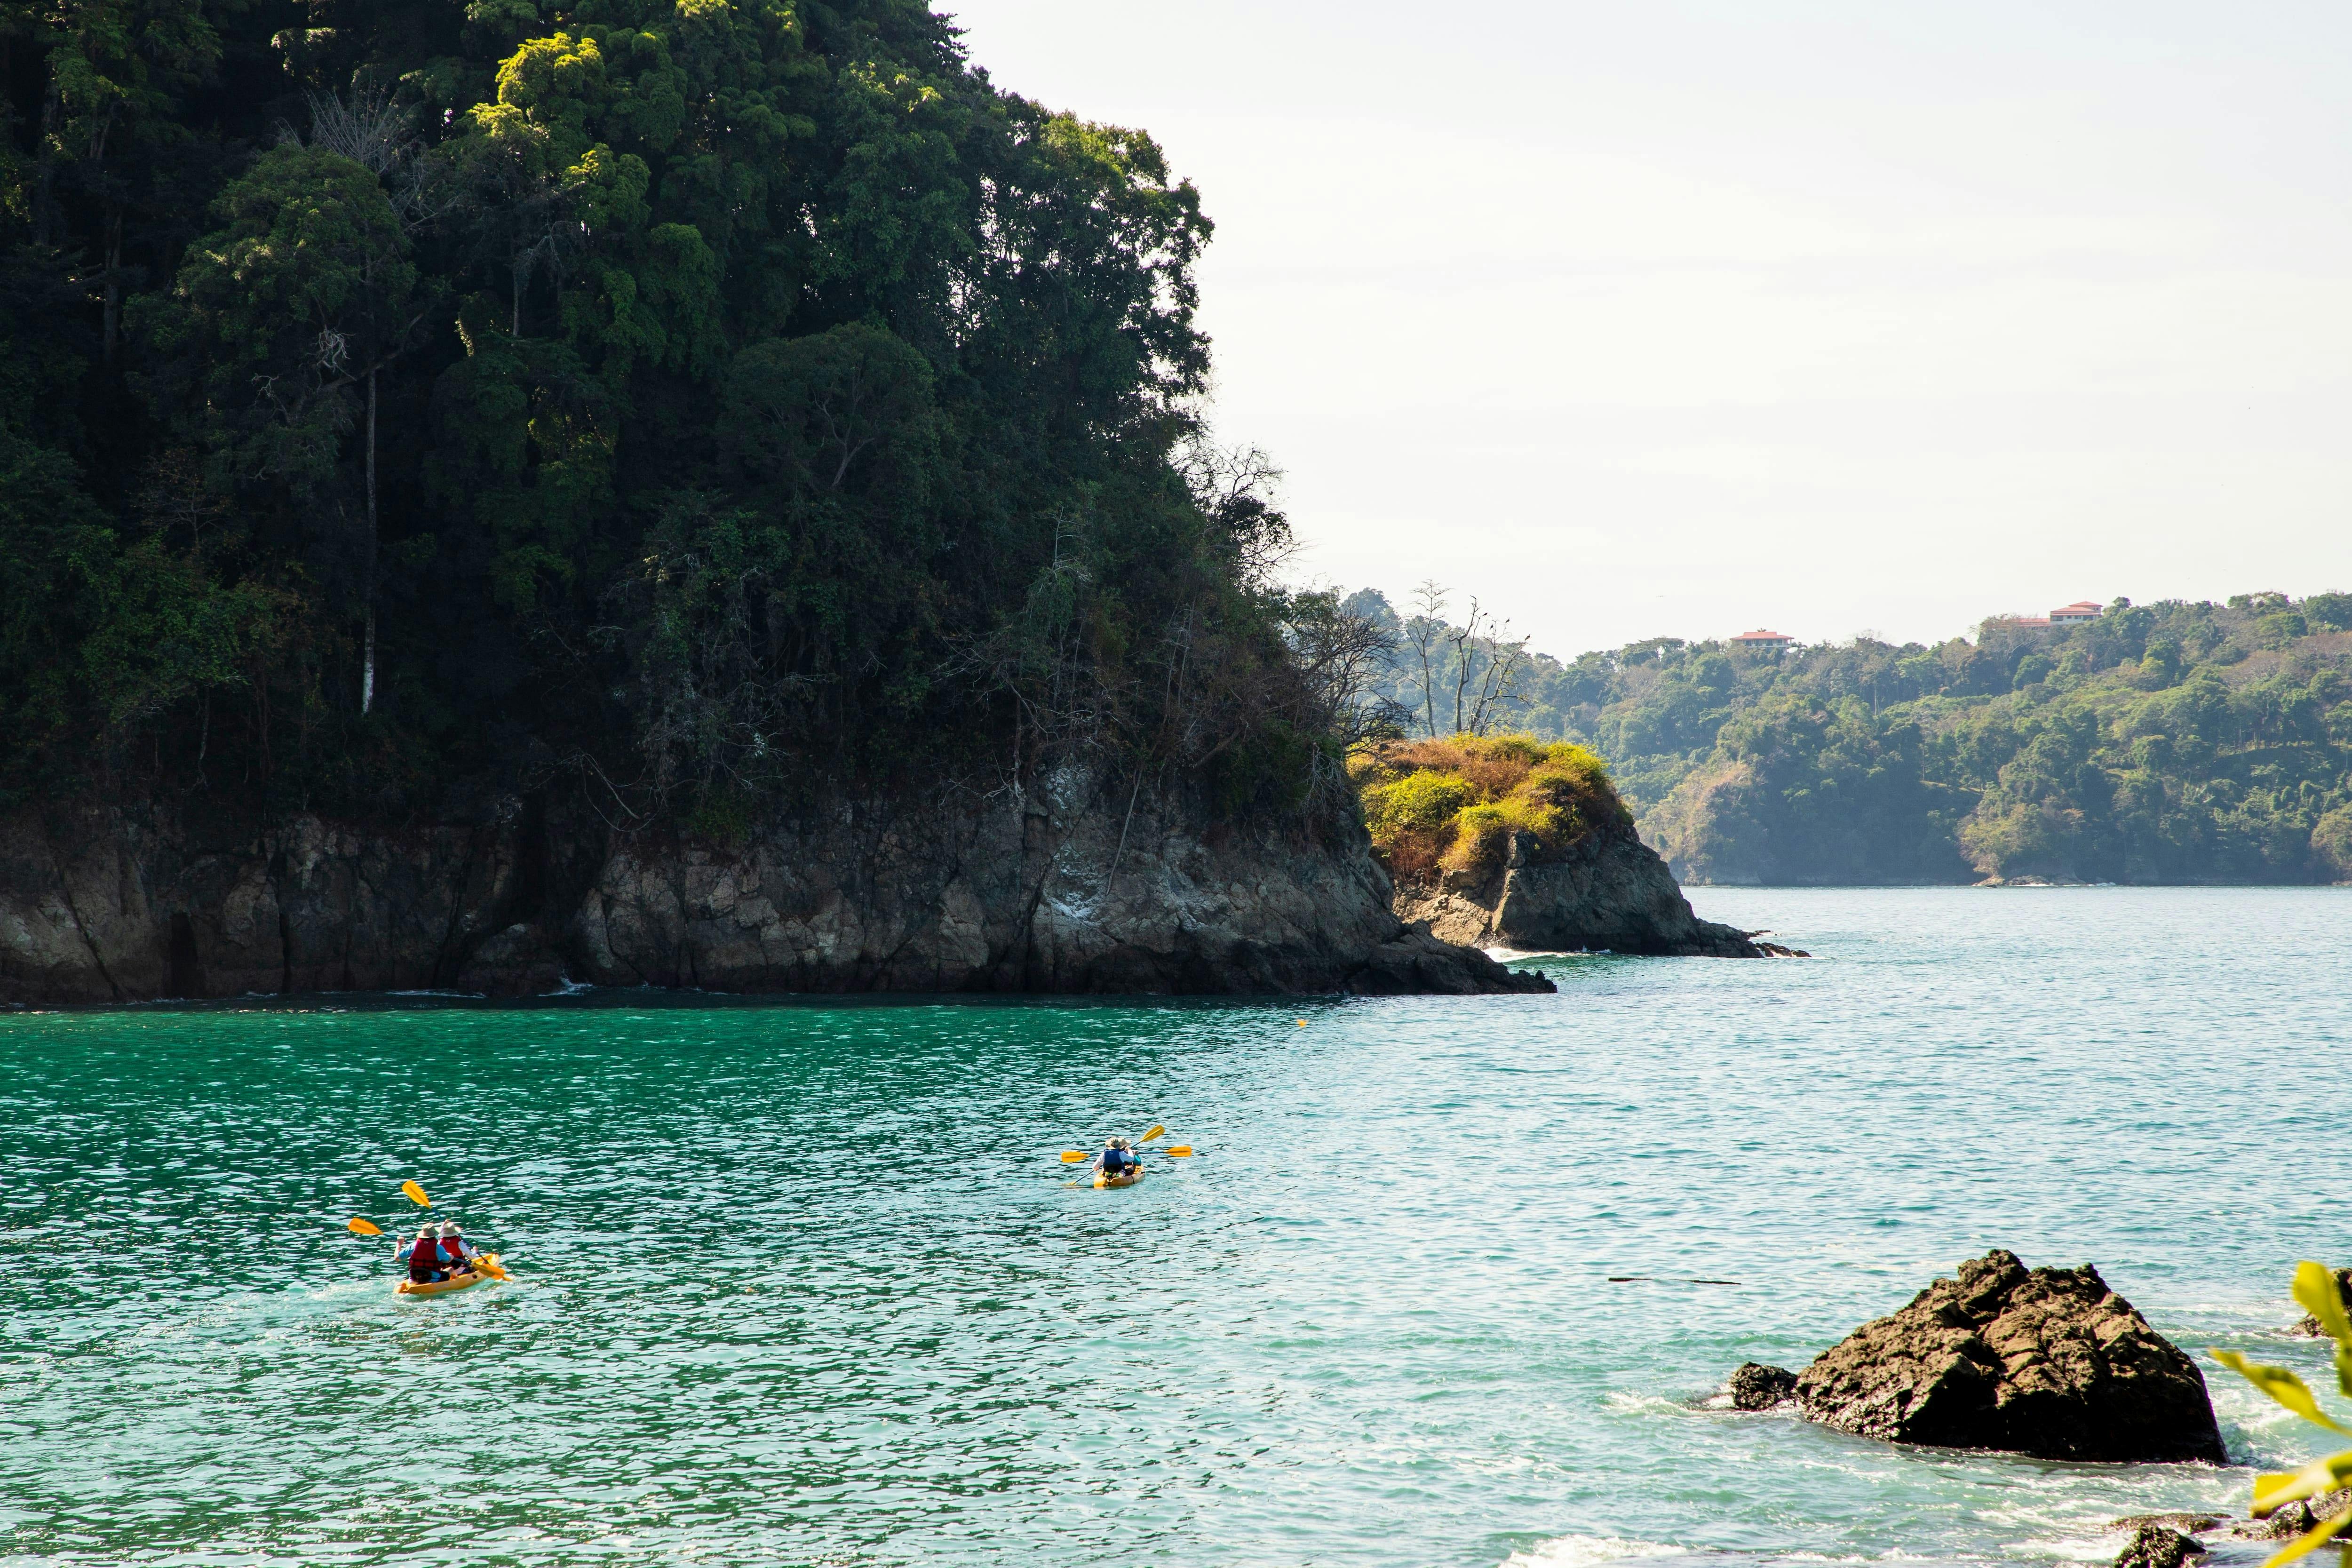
[947,0,2352,658]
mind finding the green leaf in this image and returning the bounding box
[2216,1351,2352,1434]
[2262,1501,2352,1568]
[2253,1452,2352,1517]
[2294,1262,2352,1350]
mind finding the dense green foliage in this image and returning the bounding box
[0,0,1333,825]
[1343,589,2352,884]
[1351,733,1629,880]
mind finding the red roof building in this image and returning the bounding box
[2049,601,2103,623]
[1732,629,1794,648]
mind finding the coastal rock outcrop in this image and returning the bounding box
[1392,818,1767,956]
[1792,1249,2226,1463]
[0,769,1552,1003]
[1728,1362,1800,1410]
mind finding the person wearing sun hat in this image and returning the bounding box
[435,1218,475,1274]
[405,1224,447,1284]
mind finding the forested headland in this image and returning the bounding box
[0,0,1363,840]
[1341,588,2352,886]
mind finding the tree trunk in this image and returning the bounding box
[101,207,124,364]
[361,366,378,714]
[32,84,58,248]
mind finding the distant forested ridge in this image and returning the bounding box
[0,0,1358,834]
[1339,588,2352,885]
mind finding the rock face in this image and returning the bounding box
[2112,1525,2206,1568]
[0,768,1551,1003]
[1392,818,1767,956]
[1728,1362,1800,1410]
[1793,1250,2227,1464]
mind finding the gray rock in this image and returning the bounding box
[2112,1525,2206,1568]
[1793,1249,2227,1463]
[1393,821,1772,957]
[1728,1362,1799,1410]
[0,770,1551,1002]
[2230,1489,2352,1540]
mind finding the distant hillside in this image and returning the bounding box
[1339,589,2352,885]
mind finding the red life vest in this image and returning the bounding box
[439,1235,466,1264]
[408,1236,441,1276]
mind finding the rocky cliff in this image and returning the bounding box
[1391,815,1770,957]
[0,767,1551,1003]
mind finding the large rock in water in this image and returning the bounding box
[0,765,1551,1002]
[1794,1250,2226,1463]
[1392,819,1765,956]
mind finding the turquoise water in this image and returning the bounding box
[6,887,2350,1568]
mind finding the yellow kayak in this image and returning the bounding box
[396,1253,505,1296]
[1093,1170,1142,1189]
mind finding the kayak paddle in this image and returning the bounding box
[401,1180,431,1208]
[1140,1124,1166,1143]
[347,1217,384,1236]
[1060,1151,1088,1162]
[1165,1146,1193,1157]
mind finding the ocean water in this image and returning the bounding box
[5,887,2350,1568]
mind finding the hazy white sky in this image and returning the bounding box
[949,0,2352,656]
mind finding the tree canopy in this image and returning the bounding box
[1342,589,2352,885]
[0,0,1340,828]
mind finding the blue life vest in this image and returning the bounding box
[1103,1147,1131,1175]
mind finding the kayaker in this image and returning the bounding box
[405,1224,448,1284]
[1094,1138,1138,1180]
[436,1220,474,1274]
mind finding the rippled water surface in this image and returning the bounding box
[7,887,2351,1568]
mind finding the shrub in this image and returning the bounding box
[1355,732,1628,877]
[1441,803,1514,872]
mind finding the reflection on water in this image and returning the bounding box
[4,887,2348,1567]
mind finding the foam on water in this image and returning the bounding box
[1505,1534,1687,1568]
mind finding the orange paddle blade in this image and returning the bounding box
[1060,1151,1088,1163]
[401,1180,431,1208]
[1165,1146,1193,1157]
[347,1217,383,1236]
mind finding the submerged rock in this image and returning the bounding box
[2111,1524,2206,1568]
[1793,1249,2226,1463]
[1727,1362,1799,1410]
[1393,820,1771,957]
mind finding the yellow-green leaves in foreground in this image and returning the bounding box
[2213,1352,2352,1435]
[2214,1262,2352,1567]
